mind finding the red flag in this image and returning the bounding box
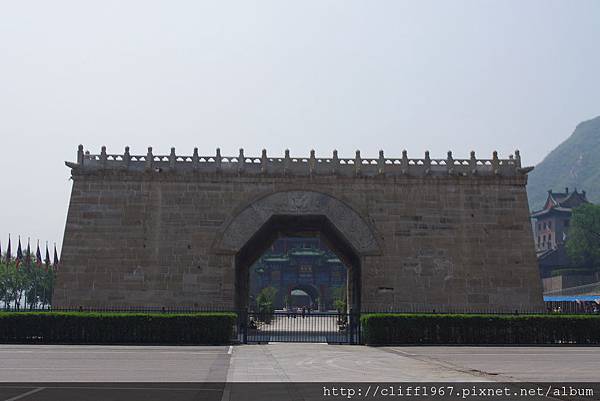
[25,238,31,265]
[5,235,11,264]
[53,243,60,270]
[16,236,23,268]
[35,241,42,267]
[44,242,51,269]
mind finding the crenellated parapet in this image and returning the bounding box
[56,144,543,311]
[67,145,533,177]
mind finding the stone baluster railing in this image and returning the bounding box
[68,145,531,177]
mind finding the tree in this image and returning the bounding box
[283,295,290,310]
[566,203,600,268]
[256,286,277,311]
[23,262,54,309]
[40,268,55,307]
[0,257,56,309]
[22,262,38,309]
[0,262,9,307]
[255,286,277,322]
[5,262,27,309]
[332,286,347,313]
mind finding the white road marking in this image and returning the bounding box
[227,346,233,355]
[2,387,45,401]
[220,386,231,401]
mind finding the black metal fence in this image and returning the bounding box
[3,301,599,315]
[360,301,600,315]
[3,303,599,345]
[544,300,600,314]
[240,311,361,344]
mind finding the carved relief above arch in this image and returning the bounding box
[214,190,381,255]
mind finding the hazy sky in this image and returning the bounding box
[1,0,599,252]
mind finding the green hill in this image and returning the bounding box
[527,115,600,211]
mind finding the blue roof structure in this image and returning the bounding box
[544,295,600,302]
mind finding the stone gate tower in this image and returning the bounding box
[54,146,544,312]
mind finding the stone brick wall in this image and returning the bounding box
[54,158,544,312]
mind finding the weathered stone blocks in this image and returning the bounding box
[54,149,544,312]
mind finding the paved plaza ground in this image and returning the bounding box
[0,344,598,383]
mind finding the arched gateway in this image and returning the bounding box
[54,146,544,315]
[215,190,379,312]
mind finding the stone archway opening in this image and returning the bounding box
[235,215,361,314]
[289,289,311,308]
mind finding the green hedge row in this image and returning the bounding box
[361,313,600,345]
[0,312,237,344]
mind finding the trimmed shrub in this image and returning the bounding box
[0,312,236,344]
[361,313,600,345]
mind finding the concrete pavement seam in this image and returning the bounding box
[380,348,517,382]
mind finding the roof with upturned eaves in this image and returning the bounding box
[531,188,589,218]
